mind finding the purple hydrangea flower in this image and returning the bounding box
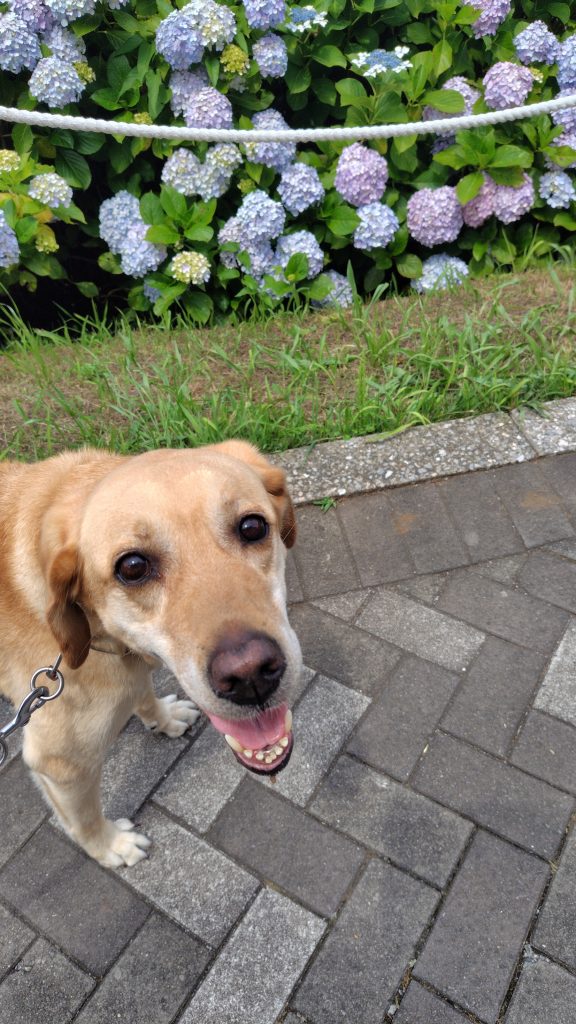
[464,0,511,39]
[183,86,233,129]
[407,186,463,247]
[353,203,399,251]
[276,230,324,277]
[169,69,208,116]
[161,148,201,195]
[99,190,141,252]
[44,0,95,24]
[236,189,286,242]
[0,210,19,269]
[514,20,559,65]
[41,24,85,61]
[0,12,40,72]
[28,172,72,206]
[243,0,285,30]
[483,62,533,110]
[424,76,480,120]
[7,0,53,32]
[197,143,242,199]
[539,170,576,208]
[558,35,576,91]
[143,282,162,303]
[29,56,84,106]
[253,33,288,77]
[245,109,296,172]
[461,174,497,227]
[120,222,166,278]
[277,163,324,214]
[492,173,534,223]
[196,0,236,49]
[552,91,576,134]
[334,143,388,207]
[413,254,469,294]
[156,9,204,70]
[311,269,353,308]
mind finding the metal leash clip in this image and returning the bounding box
[0,656,64,768]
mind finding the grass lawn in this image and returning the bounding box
[1,265,575,460]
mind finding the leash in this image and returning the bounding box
[0,655,64,767]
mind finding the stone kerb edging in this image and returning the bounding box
[276,397,576,505]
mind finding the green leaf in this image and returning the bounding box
[325,205,360,237]
[160,185,187,220]
[433,145,470,170]
[308,273,333,301]
[54,149,91,189]
[394,132,417,154]
[548,2,570,22]
[146,224,179,244]
[181,290,213,324]
[335,77,367,106]
[456,171,485,204]
[184,225,213,242]
[50,129,75,149]
[107,55,130,95]
[15,216,38,244]
[396,253,422,279]
[285,62,311,94]
[312,78,337,104]
[12,123,33,154]
[140,192,165,224]
[488,166,525,186]
[76,281,99,297]
[543,144,576,169]
[152,283,187,315]
[313,45,347,68]
[553,211,576,230]
[23,253,65,278]
[422,89,465,114]
[285,252,310,282]
[489,145,533,168]
[75,132,106,155]
[431,39,452,77]
[90,88,122,111]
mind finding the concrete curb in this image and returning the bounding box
[276,397,576,505]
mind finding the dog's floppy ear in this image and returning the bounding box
[213,440,297,549]
[46,546,92,669]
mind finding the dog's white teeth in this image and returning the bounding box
[272,744,284,757]
[265,753,275,764]
[279,736,289,749]
[224,734,244,753]
[243,749,253,758]
[284,709,293,734]
[255,751,265,762]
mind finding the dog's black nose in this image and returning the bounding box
[208,631,286,705]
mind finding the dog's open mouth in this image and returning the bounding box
[205,705,293,774]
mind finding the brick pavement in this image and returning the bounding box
[1,450,576,1023]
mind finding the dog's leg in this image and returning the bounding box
[135,683,200,738]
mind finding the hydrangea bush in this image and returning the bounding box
[1,0,576,318]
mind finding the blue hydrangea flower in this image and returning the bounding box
[514,21,559,65]
[28,172,73,207]
[558,35,576,91]
[351,47,411,77]
[253,33,287,77]
[169,69,208,116]
[41,24,85,61]
[334,143,388,207]
[236,189,286,243]
[156,8,204,70]
[424,76,480,120]
[483,62,534,110]
[462,173,496,227]
[161,148,201,195]
[311,269,353,308]
[99,190,141,252]
[183,86,233,129]
[275,230,324,277]
[353,203,399,251]
[407,187,463,247]
[245,109,296,172]
[243,0,285,30]
[277,163,324,214]
[143,282,162,303]
[547,132,576,169]
[552,91,576,134]
[120,222,166,278]
[7,0,53,33]
[196,0,236,49]
[29,56,84,106]
[413,254,469,294]
[44,0,95,25]
[197,143,242,198]
[217,216,277,276]
[463,0,511,39]
[284,5,327,31]
[245,242,276,278]
[539,170,576,209]
[492,173,534,223]
[0,210,19,269]
[0,12,40,73]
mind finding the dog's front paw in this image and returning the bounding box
[149,694,200,738]
[96,818,151,868]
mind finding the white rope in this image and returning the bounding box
[1,92,576,142]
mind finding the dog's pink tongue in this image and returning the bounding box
[206,704,288,748]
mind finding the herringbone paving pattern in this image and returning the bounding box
[2,452,576,1024]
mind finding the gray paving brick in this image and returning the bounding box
[0,903,34,978]
[101,718,188,821]
[288,603,400,698]
[293,860,439,1024]
[311,756,472,888]
[256,674,369,806]
[438,570,569,652]
[413,732,574,859]
[337,490,414,585]
[470,552,528,584]
[76,913,210,1024]
[154,724,244,833]
[534,621,576,726]
[437,469,524,562]
[395,981,472,1024]
[504,954,576,1024]
[488,462,574,547]
[511,711,576,793]
[290,505,359,598]
[546,537,576,560]
[395,572,448,604]
[0,937,94,1024]
[123,805,258,945]
[209,778,364,916]
[414,830,549,1023]
[311,588,368,622]
[0,824,149,975]
[517,549,576,613]
[357,588,485,671]
[286,550,304,603]
[0,757,47,869]
[533,829,576,970]
[441,636,548,758]
[537,451,576,512]
[385,481,470,573]
[181,888,325,1024]
[347,655,460,780]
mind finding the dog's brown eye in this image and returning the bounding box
[238,515,268,543]
[115,552,153,584]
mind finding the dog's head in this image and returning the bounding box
[43,441,301,775]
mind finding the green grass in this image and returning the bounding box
[1,265,575,460]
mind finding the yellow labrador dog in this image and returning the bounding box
[0,441,300,867]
